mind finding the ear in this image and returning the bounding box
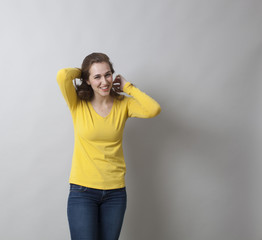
[86,80,91,85]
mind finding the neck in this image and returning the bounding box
[92,94,114,105]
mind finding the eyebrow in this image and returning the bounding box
[93,71,112,78]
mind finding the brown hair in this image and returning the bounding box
[74,52,123,101]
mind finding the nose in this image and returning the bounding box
[101,76,108,84]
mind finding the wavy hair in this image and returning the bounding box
[74,52,123,101]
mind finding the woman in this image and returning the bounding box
[57,52,161,240]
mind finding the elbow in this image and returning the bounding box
[56,69,67,84]
[156,104,162,116]
[154,104,162,117]
[148,104,161,118]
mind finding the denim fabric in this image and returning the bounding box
[67,184,127,240]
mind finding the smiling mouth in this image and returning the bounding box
[100,86,110,91]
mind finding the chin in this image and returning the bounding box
[99,91,110,97]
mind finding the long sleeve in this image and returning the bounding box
[123,82,161,118]
[56,68,81,111]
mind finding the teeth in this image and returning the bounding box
[101,86,109,89]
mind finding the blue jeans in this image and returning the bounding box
[67,184,127,240]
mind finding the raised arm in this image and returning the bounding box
[123,82,161,118]
[56,68,81,111]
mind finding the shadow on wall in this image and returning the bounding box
[122,94,178,240]
[122,92,252,240]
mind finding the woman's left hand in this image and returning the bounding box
[112,74,128,92]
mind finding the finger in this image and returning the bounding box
[114,76,121,82]
[115,75,122,80]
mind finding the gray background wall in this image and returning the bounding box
[0,0,261,239]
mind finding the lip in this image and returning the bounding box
[100,86,110,91]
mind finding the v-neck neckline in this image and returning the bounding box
[88,99,115,119]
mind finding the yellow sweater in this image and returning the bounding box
[57,68,161,189]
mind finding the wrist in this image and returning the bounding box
[123,82,133,92]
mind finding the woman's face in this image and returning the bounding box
[87,62,113,98]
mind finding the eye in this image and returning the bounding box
[105,73,112,78]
